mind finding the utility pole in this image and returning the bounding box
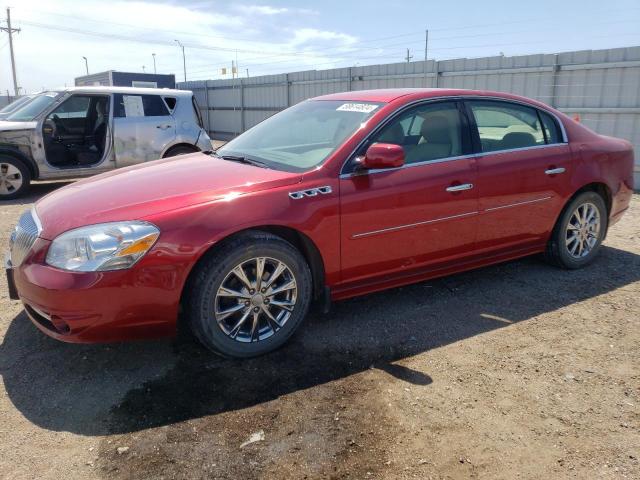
[1,8,20,96]
[175,39,186,82]
[424,29,429,62]
[152,53,156,74]
[405,48,412,63]
[423,29,429,87]
[82,56,89,75]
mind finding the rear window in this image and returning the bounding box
[468,100,546,153]
[114,94,169,118]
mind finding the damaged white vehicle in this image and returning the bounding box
[0,87,211,199]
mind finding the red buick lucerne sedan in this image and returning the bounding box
[5,88,634,357]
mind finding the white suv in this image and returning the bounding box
[0,87,211,199]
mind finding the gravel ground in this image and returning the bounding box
[0,183,638,480]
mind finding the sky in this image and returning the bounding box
[1,0,640,94]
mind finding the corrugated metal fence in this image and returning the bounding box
[179,46,640,186]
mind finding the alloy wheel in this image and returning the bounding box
[565,202,601,259]
[0,163,23,195]
[214,256,298,343]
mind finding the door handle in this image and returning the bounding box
[446,183,474,193]
[156,125,171,130]
[545,167,566,175]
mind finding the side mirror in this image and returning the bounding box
[360,143,405,169]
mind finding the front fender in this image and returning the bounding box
[142,179,341,301]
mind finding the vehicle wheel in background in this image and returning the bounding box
[186,231,312,358]
[0,157,31,200]
[545,191,608,269]
[163,145,198,158]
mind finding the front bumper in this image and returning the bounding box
[7,238,182,343]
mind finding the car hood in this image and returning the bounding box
[35,152,303,239]
[0,121,37,131]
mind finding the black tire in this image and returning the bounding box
[0,156,31,200]
[185,231,312,358]
[163,145,198,158]
[545,191,608,269]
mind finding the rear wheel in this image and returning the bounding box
[0,157,31,200]
[186,231,312,358]
[545,191,607,269]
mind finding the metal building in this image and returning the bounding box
[75,71,176,89]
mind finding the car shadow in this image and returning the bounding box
[1,181,73,206]
[1,245,639,435]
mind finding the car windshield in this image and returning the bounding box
[217,100,383,172]
[5,92,59,121]
[0,96,32,115]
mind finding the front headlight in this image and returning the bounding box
[46,221,160,272]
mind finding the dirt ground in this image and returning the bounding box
[0,183,638,480]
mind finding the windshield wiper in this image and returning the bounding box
[210,152,269,169]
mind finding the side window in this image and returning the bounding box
[142,95,169,116]
[163,97,177,113]
[539,110,563,144]
[49,95,91,119]
[468,100,545,153]
[371,102,466,165]
[113,94,169,118]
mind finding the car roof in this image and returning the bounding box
[60,86,193,96]
[312,88,549,107]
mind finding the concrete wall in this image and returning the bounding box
[179,46,640,187]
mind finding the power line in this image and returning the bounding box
[13,5,640,69]
[7,6,640,86]
[179,18,640,74]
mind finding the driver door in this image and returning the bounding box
[339,100,479,285]
[41,94,114,171]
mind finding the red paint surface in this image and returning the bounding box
[13,89,634,343]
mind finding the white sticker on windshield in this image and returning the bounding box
[336,103,378,113]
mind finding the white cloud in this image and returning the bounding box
[289,28,358,47]
[236,5,289,15]
[0,0,357,93]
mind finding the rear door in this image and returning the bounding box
[113,93,176,167]
[339,100,479,284]
[465,99,573,252]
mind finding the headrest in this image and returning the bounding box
[501,132,536,149]
[420,115,451,144]
[378,122,405,145]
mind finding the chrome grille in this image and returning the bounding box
[9,209,42,267]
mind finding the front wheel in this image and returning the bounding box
[545,191,608,269]
[186,231,312,358]
[163,145,198,158]
[0,157,31,200]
